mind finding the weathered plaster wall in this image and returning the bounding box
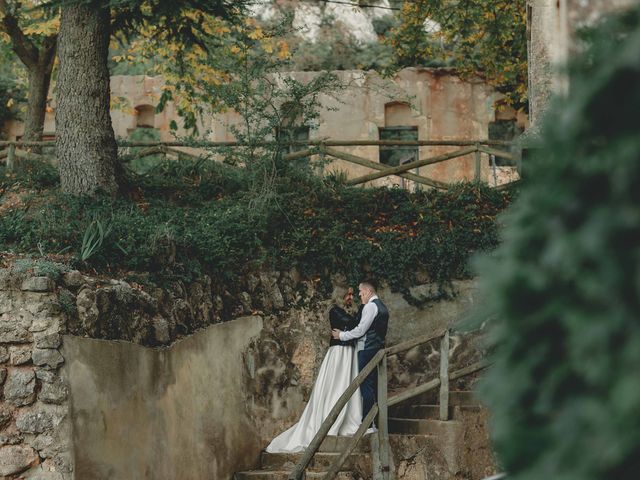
[527,0,637,129]
[63,315,264,480]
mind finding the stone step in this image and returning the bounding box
[318,435,371,453]
[392,404,482,420]
[260,451,370,472]
[388,418,462,436]
[234,470,356,480]
[407,389,480,407]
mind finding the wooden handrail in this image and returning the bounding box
[385,328,447,356]
[322,405,379,480]
[387,359,490,407]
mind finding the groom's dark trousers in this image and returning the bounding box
[358,347,380,420]
[357,297,389,421]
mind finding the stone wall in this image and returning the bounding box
[0,270,71,479]
[0,264,490,479]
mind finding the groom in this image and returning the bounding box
[331,279,389,424]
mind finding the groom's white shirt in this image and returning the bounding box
[339,295,379,351]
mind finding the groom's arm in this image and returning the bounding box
[338,302,378,341]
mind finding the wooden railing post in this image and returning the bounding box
[439,330,450,421]
[7,143,15,171]
[377,354,392,480]
[474,143,482,182]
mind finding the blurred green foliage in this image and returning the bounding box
[474,7,640,480]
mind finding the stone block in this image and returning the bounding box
[29,317,61,334]
[0,432,23,446]
[22,464,65,480]
[0,406,11,429]
[0,345,9,363]
[62,270,85,288]
[0,445,39,476]
[35,370,68,405]
[0,294,11,314]
[10,345,32,365]
[21,277,54,292]
[34,332,62,349]
[16,409,55,434]
[0,313,31,343]
[31,349,64,368]
[4,369,36,406]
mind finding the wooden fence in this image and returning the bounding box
[0,138,521,189]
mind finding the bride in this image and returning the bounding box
[266,291,363,453]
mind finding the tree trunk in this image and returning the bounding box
[56,3,123,196]
[22,40,56,144]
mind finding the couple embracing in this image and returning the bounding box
[266,279,389,453]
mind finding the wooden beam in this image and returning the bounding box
[388,359,490,407]
[474,145,482,182]
[0,139,512,148]
[322,147,448,189]
[386,328,447,356]
[439,331,450,421]
[377,355,392,480]
[322,405,379,480]
[6,144,15,171]
[282,148,317,161]
[478,146,517,162]
[346,146,477,186]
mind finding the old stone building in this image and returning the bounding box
[3,68,524,187]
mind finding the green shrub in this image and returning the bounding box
[0,158,59,190]
[13,257,70,281]
[474,7,640,480]
[0,166,510,293]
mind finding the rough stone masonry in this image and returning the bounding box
[0,269,71,480]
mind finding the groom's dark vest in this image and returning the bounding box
[362,298,389,351]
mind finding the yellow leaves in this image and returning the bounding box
[230,45,241,54]
[248,27,264,40]
[6,98,14,108]
[277,40,290,60]
[23,16,60,36]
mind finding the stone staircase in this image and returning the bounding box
[235,390,486,480]
[234,434,372,479]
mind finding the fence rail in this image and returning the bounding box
[0,138,521,189]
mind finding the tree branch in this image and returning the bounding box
[0,0,39,67]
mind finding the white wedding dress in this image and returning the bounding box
[266,344,363,453]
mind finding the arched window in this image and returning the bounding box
[379,102,418,168]
[276,101,310,157]
[135,104,155,129]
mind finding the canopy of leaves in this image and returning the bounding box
[473,7,640,479]
[386,0,527,109]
